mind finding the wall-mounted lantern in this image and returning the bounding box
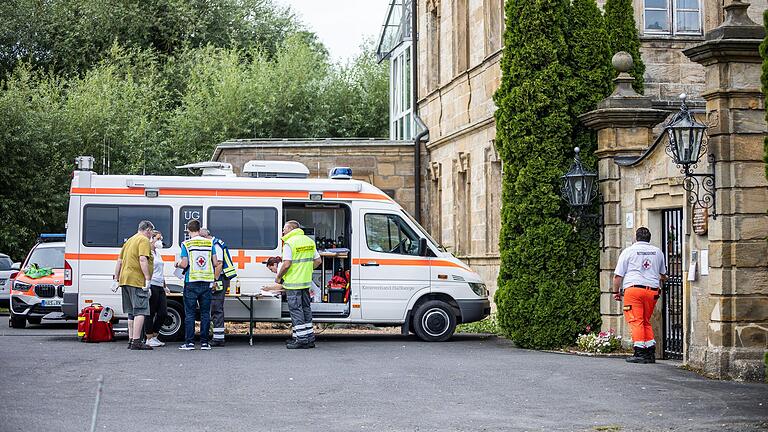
[561,147,604,248]
[663,93,716,218]
[562,147,598,209]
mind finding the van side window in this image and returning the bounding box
[207,207,278,250]
[364,213,421,256]
[83,205,173,247]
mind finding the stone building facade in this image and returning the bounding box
[212,139,416,215]
[582,0,767,380]
[413,0,768,306]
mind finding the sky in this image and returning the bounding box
[276,0,391,62]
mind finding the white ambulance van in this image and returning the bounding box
[61,157,490,342]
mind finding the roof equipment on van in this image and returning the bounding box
[242,160,310,178]
[176,161,236,177]
[75,156,95,171]
[329,167,352,179]
[309,192,323,201]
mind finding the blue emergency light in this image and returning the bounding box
[329,167,352,180]
[38,233,66,242]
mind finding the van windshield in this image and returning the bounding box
[25,247,65,270]
[400,210,447,253]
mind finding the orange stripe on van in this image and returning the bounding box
[65,253,177,262]
[70,187,390,201]
[70,187,145,195]
[352,258,468,269]
[65,253,118,260]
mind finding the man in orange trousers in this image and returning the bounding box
[612,227,667,364]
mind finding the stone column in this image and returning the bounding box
[683,0,768,381]
[579,53,669,334]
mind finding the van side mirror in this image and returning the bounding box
[418,238,428,256]
[11,262,20,270]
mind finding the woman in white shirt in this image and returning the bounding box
[145,231,171,347]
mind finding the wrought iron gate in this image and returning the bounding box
[661,209,684,360]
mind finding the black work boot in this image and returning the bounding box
[286,339,310,349]
[644,345,656,363]
[625,346,648,363]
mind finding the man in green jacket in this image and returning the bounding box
[275,220,321,349]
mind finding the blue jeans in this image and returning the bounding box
[184,281,212,345]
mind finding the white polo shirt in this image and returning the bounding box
[614,241,667,289]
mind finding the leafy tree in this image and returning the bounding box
[0,0,298,78]
[0,37,389,258]
[604,0,645,93]
[493,0,603,349]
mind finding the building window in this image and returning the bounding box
[643,0,702,35]
[484,0,504,55]
[426,2,440,91]
[453,0,469,75]
[452,153,471,257]
[390,44,413,140]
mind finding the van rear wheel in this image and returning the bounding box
[412,300,456,342]
[158,300,184,342]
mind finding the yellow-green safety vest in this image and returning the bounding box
[183,237,215,282]
[282,229,316,290]
[213,237,237,280]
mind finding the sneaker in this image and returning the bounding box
[146,337,165,347]
[200,343,212,350]
[209,340,225,347]
[130,341,153,351]
[127,340,133,349]
[178,343,195,350]
[286,340,310,349]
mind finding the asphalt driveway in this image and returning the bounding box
[0,318,766,432]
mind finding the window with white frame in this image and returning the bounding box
[390,43,413,140]
[644,0,702,35]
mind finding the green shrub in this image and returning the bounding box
[604,0,645,93]
[457,314,499,334]
[493,0,603,350]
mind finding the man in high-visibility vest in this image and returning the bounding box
[275,220,322,349]
[201,228,237,347]
[175,219,221,350]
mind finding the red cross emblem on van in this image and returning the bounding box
[196,256,207,268]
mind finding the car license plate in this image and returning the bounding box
[41,299,62,307]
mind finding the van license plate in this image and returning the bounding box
[41,299,62,307]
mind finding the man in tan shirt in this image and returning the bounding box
[114,220,155,350]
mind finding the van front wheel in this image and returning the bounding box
[412,300,456,342]
[158,300,184,342]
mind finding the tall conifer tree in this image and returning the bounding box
[494,0,600,349]
[604,0,645,93]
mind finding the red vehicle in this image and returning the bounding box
[9,235,66,328]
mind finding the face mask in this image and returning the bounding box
[154,240,163,249]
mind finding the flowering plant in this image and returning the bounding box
[576,328,622,353]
